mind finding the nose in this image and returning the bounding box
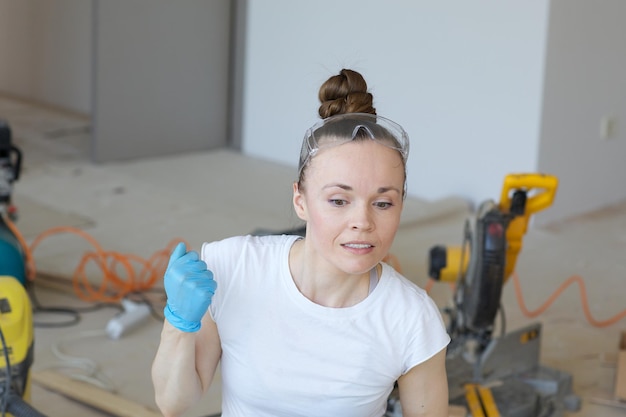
[350,204,374,231]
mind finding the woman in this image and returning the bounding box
[152,69,450,417]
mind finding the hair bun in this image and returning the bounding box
[318,69,376,119]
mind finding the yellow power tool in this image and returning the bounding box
[426,173,581,417]
[0,120,47,417]
[429,173,558,340]
[0,276,38,417]
[430,173,558,285]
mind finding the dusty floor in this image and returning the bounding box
[1,95,625,416]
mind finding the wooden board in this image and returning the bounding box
[32,370,162,417]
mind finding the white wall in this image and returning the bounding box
[240,0,550,205]
[537,0,626,224]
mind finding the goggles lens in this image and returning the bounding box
[298,113,410,175]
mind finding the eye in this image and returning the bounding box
[374,201,393,209]
[329,199,347,207]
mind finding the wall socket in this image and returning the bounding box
[600,116,618,140]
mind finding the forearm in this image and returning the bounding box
[152,321,206,417]
[154,243,220,416]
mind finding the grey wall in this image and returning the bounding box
[0,0,91,114]
[35,1,92,114]
[0,0,231,162]
[91,0,231,162]
[0,0,40,102]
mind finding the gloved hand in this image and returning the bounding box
[163,242,217,332]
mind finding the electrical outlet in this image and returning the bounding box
[600,116,617,140]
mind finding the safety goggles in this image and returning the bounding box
[298,113,410,176]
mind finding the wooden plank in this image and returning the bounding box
[449,404,469,417]
[589,390,626,410]
[32,369,162,417]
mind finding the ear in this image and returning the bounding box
[293,182,307,221]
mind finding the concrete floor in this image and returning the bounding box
[2,95,625,416]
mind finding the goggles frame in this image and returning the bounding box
[298,113,410,177]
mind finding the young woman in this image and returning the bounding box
[152,69,450,417]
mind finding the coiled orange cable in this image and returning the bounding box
[3,212,184,303]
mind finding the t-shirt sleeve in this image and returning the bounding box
[201,236,246,322]
[403,294,450,374]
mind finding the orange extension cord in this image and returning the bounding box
[3,212,626,326]
[3,212,182,303]
[423,270,626,328]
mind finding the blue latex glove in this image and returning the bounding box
[163,242,217,332]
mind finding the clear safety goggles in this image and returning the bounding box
[298,113,410,176]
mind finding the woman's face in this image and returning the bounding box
[293,139,405,276]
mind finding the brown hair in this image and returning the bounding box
[297,69,407,196]
[318,69,376,118]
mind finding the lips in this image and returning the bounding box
[342,242,374,249]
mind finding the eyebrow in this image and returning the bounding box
[323,183,401,194]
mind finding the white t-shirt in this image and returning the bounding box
[202,234,450,417]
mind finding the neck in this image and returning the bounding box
[288,239,377,308]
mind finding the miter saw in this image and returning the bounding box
[0,119,47,417]
[387,173,580,417]
[436,173,580,416]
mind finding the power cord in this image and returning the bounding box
[0,326,12,417]
[0,325,49,417]
[27,282,123,329]
[425,270,626,329]
[46,329,116,392]
[40,296,153,394]
[3,211,179,304]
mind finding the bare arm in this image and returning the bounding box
[152,314,222,417]
[397,347,448,417]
